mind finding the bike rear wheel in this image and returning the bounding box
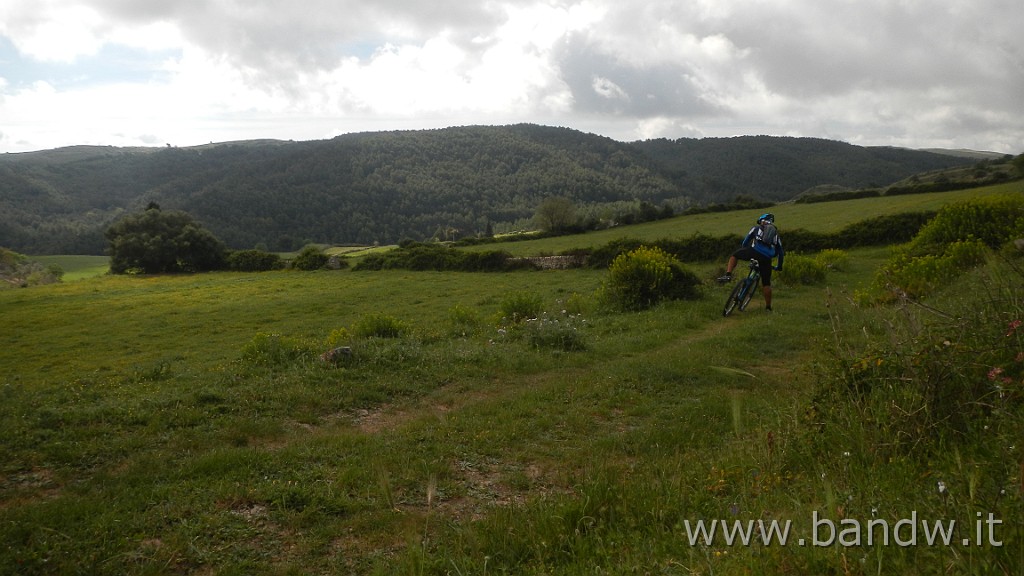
[722,280,745,316]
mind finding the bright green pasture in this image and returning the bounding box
[3,194,1022,573]
[471,182,1024,256]
[31,254,110,280]
[1,269,608,386]
[0,255,861,574]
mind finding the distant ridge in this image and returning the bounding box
[0,124,980,254]
[920,148,1009,160]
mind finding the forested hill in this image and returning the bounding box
[0,124,976,254]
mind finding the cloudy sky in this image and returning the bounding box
[1,0,1022,154]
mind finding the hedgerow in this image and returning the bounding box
[354,243,534,272]
[578,212,936,268]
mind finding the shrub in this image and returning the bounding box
[910,194,1024,251]
[600,245,701,311]
[881,240,989,300]
[292,245,330,271]
[447,304,483,337]
[325,327,351,348]
[814,248,848,271]
[354,243,526,272]
[228,249,284,272]
[0,248,63,288]
[559,292,591,316]
[777,254,827,285]
[861,196,1022,301]
[352,313,406,338]
[818,263,1024,453]
[240,333,314,366]
[497,291,545,324]
[523,312,588,351]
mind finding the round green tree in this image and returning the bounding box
[105,206,227,274]
[601,245,701,311]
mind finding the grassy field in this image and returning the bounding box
[467,183,1024,256]
[30,255,110,281]
[2,186,1022,574]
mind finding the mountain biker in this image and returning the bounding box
[717,213,784,311]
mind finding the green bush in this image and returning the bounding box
[523,312,588,351]
[559,292,591,316]
[777,254,826,285]
[819,263,1024,451]
[0,248,63,288]
[352,313,406,338]
[878,240,989,300]
[353,242,530,272]
[861,196,1022,301]
[497,291,545,324]
[447,304,483,337]
[228,249,284,272]
[600,245,701,311]
[324,327,351,348]
[292,245,330,271]
[814,248,848,271]
[240,333,314,366]
[909,194,1024,252]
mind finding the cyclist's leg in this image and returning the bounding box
[725,255,737,275]
[758,255,774,310]
[718,250,745,283]
[729,248,757,275]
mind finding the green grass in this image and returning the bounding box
[464,182,1024,256]
[30,254,110,280]
[2,184,1021,574]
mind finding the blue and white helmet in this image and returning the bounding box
[757,213,775,225]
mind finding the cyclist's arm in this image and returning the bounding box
[775,241,784,269]
[741,227,757,246]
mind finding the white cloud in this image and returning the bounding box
[0,0,1022,153]
[0,3,105,62]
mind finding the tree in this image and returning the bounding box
[105,206,227,274]
[291,245,330,270]
[533,196,576,233]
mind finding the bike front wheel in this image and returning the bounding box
[723,280,745,316]
[738,277,759,311]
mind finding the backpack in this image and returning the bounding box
[757,223,778,248]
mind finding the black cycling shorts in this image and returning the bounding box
[732,247,774,286]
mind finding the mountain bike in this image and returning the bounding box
[722,259,760,317]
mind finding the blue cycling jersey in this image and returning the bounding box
[742,225,784,266]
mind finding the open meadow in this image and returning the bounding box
[2,184,1022,574]
[467,183,1024,256]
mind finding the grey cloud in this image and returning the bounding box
[4,0,1022,153]
[93,0,502,67]
[717,1,1018,98]
[556,33,723,119]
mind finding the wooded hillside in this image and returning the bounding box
[0,124,978,254]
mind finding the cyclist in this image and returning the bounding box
[717,213,784,311]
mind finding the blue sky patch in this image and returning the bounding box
[0,36,178,89]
